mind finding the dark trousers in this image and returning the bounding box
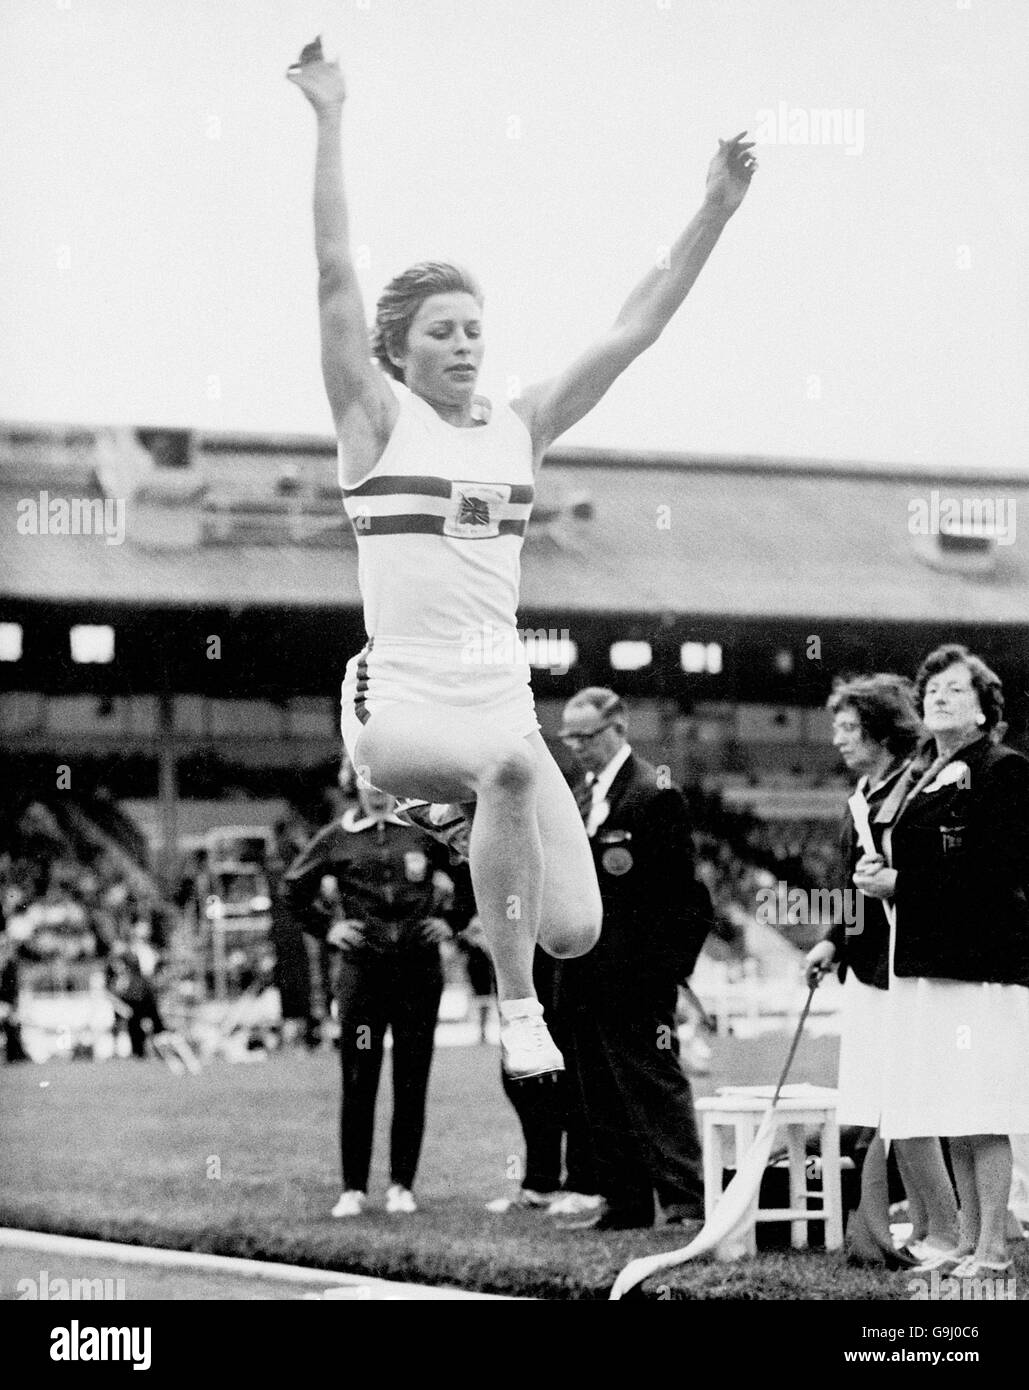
[2,1020,29,1063]
[565,982,704,1223]
[335,946,443,1192]
[499,950,598,1195]
[500,1068,598,1194]
[126,990,164,1058]
[270,901,314,1021]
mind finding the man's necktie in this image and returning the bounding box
[578,774,611,838]
[574,775,595,830]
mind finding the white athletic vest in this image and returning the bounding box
[340,386,535,646]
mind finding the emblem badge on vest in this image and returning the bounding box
[444,482,510,539]
[597,829,633,877]
[404,850,429,882]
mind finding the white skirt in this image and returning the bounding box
[879,973,1029,1140]
[836,972,889,1128]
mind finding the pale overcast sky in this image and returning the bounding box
[2,0,1027,469]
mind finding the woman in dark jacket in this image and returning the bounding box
[855,645,1029,1279]
[284,784,456,1217]
[806,674,957,1266]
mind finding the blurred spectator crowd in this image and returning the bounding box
[0,781,845,1067]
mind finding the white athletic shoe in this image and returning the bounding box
[385,1184,418,1215]
[908,1243,963,1273]
[499,1011,565,1081]
[890,1222,914,1250]
[485,1188,556,1213]
[331,1190,366,1218]
[547,1192,603,1217]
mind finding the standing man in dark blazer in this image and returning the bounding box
[557,687,712,1230]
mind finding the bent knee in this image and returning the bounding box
[541,913,602,960]
[477,740,538,797]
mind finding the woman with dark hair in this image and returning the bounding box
[854,645,1029,1278]
[286,39,756,1081]
[806,675,958,1267]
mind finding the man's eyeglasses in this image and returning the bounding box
[560,723,613,746]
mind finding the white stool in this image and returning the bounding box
[696,1085,844,1256]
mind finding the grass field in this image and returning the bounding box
[2,1033,1026,1300]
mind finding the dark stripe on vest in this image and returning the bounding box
[346,475,534,506]
[348,474,451,499]
[348,514,528,539]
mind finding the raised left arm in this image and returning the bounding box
[514,133,756,459]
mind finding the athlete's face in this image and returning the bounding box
[394,292,485,406]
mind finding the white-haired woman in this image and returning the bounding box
[856,644,1029,1278]
[287,38,755,1079]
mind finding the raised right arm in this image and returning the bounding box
[288,43,398,483]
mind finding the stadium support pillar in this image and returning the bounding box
[157,694,179,894]
[654,614,682,780]
[658,693,678,778]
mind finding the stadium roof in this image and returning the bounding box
[2,431,1028,623]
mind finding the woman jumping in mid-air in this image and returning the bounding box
[287,37,755,1082]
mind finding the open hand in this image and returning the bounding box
[327,918,364,949]
[460,917,489,951]
[419,917,452,946]
[704,132,757,214]
[286,36,347,110]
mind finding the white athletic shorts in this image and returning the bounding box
[339,635,540,778]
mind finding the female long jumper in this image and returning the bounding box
[287,37,755,1081]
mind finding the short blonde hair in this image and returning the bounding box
[371,262,483,382]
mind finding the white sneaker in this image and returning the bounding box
[891,1222,914,1249]
[385,1184,417,1215]
[949,1255,1014,1278]
[485,1188,556,1214]
[547,1192,603,1217]
[331,1190,366,1218]
[909,1243,962,1272]
[499,1010,565,1081]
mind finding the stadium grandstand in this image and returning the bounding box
[2,423,1027,1049]
[3,423,1026,814]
